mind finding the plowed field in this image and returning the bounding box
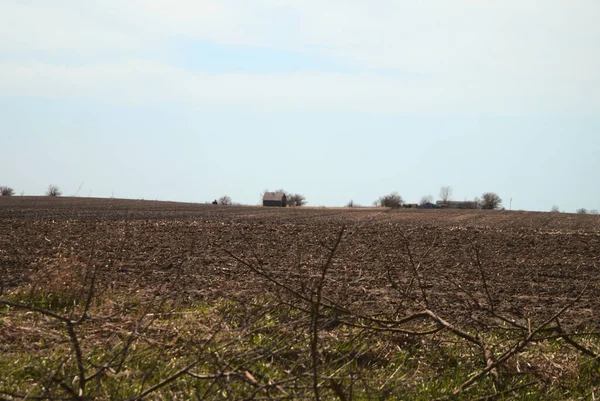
[1,197,599,328]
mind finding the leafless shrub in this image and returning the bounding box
[1,248,100,399]
[577,208,588,215]
[0,186,15,196]
[223,226,599,400]
[287,193,307,207]
[345,199,360,207]
[376,192,404,208]
[480,192,502,210]
[46,185,62,197]
[0,248,225,400]
[550,205,560,213]
[4,215,599,400]
[218,195,232,205]
[379,233,597,399]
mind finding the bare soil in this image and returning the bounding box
[1,197,599,328]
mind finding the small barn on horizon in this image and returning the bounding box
[263,192,287,207]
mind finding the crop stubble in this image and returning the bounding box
[0,197,599,329]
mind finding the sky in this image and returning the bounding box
[1,0,599,212]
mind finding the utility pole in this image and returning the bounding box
[510,198,512,210]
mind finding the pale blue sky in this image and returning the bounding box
[1,1,599,212]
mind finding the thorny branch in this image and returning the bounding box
[3,220,598,400]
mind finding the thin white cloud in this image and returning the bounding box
[0,2,142,55]
[1,60,597,115]
[0,0,598,114]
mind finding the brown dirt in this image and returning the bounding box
[1,196,599,328]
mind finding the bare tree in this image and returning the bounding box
[259,188,274,204]
[439,186,453,204]
[419,195,433,205]
[480,192,502,210]
[590,209,599,215]
[287,193,307,207]
[345,199,359,207]
[218,196,232,205]
[576,208,588,215]
[376,192,404,208]
[46,185,62,197]
[550,205,560,213]
[0,186,15,196]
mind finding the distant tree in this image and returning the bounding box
[259,189,269,204]
[550,205,560,213]
[419,195,433,205]
[590,209,599,215]
[218,196,232,205]
[212,199,218,205]
[0,186,15,196]
[439,186,453,204]
[287,193,307,207]
[480,192,502,210]
[576,208,588,215]
[46,185,62,197]
[346,200,360,208]
[376,192,404,209]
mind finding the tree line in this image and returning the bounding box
[1,184,597,213]
[1,185,61,197]
[371,186,503,210]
